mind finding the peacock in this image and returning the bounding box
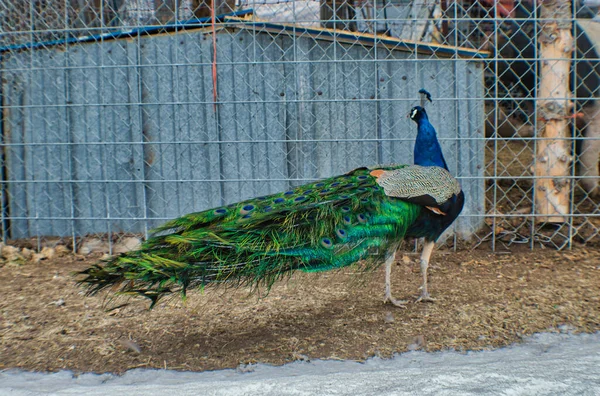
[77,90,464,308]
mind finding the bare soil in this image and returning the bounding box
[1,245,599,374]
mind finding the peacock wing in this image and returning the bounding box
[370,165,462,210]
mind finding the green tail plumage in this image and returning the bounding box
[77,166,421,306]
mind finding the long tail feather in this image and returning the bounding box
[76,166,421,306]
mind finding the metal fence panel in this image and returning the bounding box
[1,26,485,240]
[1,0,597,250]
[69,40,144,236]
[3,50,72,237]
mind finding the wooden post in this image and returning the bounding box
[535,0,574,223]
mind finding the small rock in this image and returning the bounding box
[54,245,70,256]
[401,255,412,265]
[79,238,110,255]
[100,253,112,261]
[407,335,426,351]
[21,248,33,260]
[31,253,46,263]
[384,312,395,323]
[558,324,576,334]
[50,298,65,307]
[236,364,257,373]
[292,353,310,362]
[41,247,56,260]
[2,245,24,263]
[113,237,142,254]
[119,339,142,354]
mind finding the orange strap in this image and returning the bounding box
[538,112,584,122]
[564,112,584,119]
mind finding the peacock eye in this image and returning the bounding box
[240,205,255,215]
[320,238,333,249]
[336,229,347,239]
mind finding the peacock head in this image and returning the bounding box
[408,106,428,123]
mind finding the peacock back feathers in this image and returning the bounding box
[78,165,426,306]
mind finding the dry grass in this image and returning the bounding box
[1,245,599,374]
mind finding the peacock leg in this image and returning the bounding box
[416,240,436,302]
[383,245,408,308]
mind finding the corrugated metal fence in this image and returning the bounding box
[1,21,485,242]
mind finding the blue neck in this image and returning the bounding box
[413,113,448,170]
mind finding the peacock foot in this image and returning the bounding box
[383,295,409,308]
[415,292,436,303]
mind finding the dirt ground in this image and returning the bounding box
[1,245,599,374]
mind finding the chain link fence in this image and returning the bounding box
[0,0,598,254]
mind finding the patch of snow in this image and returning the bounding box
[1,332,599,395]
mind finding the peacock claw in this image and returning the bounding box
[383,296,409,308]
[415,293,436,303]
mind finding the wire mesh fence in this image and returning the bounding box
[0,0,598,254]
